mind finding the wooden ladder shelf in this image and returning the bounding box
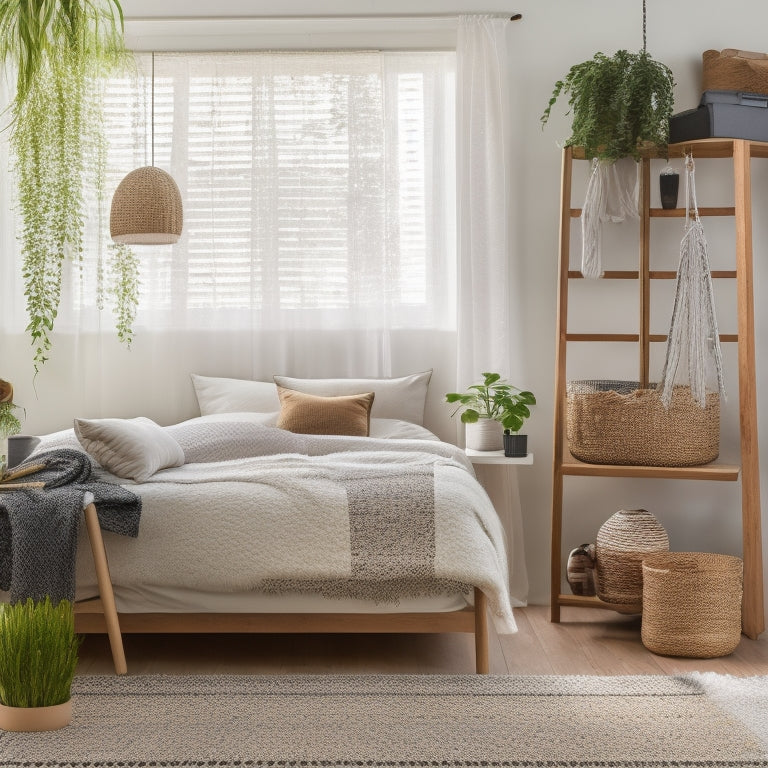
[551,138,766,640]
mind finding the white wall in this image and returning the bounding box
[8,0,768,622]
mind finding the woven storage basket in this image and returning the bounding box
[702,49,768,95]
[595,509,669,612]
[641,552,743,658]
[566,380,719,467]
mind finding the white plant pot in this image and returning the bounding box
[465,418,503,451]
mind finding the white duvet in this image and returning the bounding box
[39,415,516,632]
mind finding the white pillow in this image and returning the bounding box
[74,416,185,482]
[273,371,432,425]
[191,374,280,416]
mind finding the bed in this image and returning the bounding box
[19,373,517,674]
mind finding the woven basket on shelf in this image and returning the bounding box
[566,380,719,467]
[641,552,743,658]
[595,509,669,613]
[702,49,768,95]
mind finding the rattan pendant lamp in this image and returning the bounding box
[110,53,183,244]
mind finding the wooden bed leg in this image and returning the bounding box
[473,587,489,674]
[83,503,127,675]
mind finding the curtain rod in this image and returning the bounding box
[125,13,523,22]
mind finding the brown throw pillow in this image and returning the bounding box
[276,386,375,436]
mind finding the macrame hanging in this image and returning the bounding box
[656,154,725,408]
[581,157,639,278]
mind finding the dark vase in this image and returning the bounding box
[8,435,40,468]
[503,433,527,458]
[659,170,679,210]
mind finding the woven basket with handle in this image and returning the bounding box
[641,552,743,658]
[566,380,719,467]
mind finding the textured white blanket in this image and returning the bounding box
[76,421,517,632]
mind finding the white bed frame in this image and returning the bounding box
[76,503,490,674]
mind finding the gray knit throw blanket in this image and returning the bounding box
[0,448,141,604]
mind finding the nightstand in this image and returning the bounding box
[464,448,532,604]
[464,448,533,466]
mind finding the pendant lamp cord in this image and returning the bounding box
[151,52,155,167]
[642,0,647,53]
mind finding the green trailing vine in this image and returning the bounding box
[108,242,140,346]
[541,49,675,162]
[0,0,134,373]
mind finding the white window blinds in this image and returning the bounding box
[100,51,456,332]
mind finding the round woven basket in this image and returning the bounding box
[641,552,743,658]
[595,509,669,612]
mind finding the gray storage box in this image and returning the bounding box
[669,90,768,143]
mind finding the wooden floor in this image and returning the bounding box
[75,605,768,676]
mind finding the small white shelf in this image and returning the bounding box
[464,449,533,465]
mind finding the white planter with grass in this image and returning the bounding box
[0,597,81,732]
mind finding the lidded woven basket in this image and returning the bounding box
[641,552,743,658]
[595,508,669,612]
[702,49,768,95]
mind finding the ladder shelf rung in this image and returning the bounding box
[566,333,738,343]
[570,207,735,218]
[560,453,740,481]
[567,270,737,279]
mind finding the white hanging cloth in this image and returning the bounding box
[657,154,725,408]
[580,157,639,278]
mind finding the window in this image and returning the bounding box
[100,51,456,331]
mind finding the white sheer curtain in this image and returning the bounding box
[456,16,528,605]
[0,51,457,434]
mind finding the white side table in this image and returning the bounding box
[464,449,533,466]
[465,449,533,605]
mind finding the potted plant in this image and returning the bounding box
[540,47,675,163]
[539,3,676,279]
[446,372,535,454]
[0,379,22,477]
[0,597,82,732]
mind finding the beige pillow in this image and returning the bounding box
[74,416,185,482]
[276,387,375,436]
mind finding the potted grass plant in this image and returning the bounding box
[0,597,82,732]
[446,372,536,454]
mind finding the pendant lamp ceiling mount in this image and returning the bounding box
[110,53,183,245]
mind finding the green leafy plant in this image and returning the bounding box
[108,242,141,346]
[0,597,82,708]
[540,48,675,162]
[446,372,536,434]
[0,379,22,442]
[0,0,134,372]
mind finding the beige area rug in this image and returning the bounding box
[1,673,767,767]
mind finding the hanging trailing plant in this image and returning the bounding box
[540,2,675,162]
[0,0,134,372]
[108,242,140,346]
[541,49,675,162]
